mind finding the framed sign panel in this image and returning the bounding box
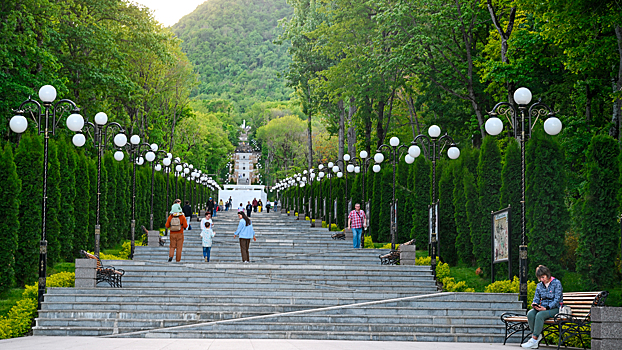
[491,206,512,282]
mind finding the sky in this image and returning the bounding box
[133,0,207,27]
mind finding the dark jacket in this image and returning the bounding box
[246,204,253,211]
[532,277,563,310]
[252,199,258,207]
[182,204,192,218]
[207,201,214,211]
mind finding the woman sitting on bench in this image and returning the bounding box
[522,265,563,349]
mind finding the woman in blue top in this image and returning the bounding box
[522,265,563,349]
[233,211,256,263]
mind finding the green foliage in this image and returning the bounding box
[46,140,62,265]
[439,162,457,265]
[577,134,620,289]
[474,136,502,275]
[484,276,537,309]
[172,0,293,111]
[526,129,568,279]
[410,156,430,245]
[499,139,521,275]
[0,143,20,293]
[378,167,393,243]
[73,151,90,254]
[453,154,473,265]
[396,161,411,242]
[14,133,42,286]
[57,138,76,261]
[364,234,374,249]
[0,271,74,339]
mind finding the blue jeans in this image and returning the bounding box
[203,247,211,261]
[352,228,363,248]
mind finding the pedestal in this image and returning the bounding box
[75,259,96,288]
[592,307,622,350]
[399,244,416,265]
[148,230,161,247]
[298,212,306,220]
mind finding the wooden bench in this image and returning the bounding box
[79,250,125,288]
[501,291,608,349]
[378,240,415,265]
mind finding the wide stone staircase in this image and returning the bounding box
[33,210,523,342]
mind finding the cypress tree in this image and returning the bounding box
[369,170,382,240]
[453,158,473,264]
[410,156,430,244]
[46,140,62,265]
[499,139,521,277]
[57,138,76,261]
[104,154,116,248]
[0,143,21,292]
[74,151,90,253]
[464,168,478,266]
[474,136,502,274]
[439,162,457,265]
[378,167,393,242]
[576,134,620,289]
[15,134,43,285]
[351,173,362,209]
[525,129,568,278]
[396,161,411,242]
[87,157,97,251]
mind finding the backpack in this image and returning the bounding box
[170,215,182,231]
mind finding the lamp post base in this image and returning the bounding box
[519,244,528,309]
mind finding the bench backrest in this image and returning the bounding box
[80,250,103,270]
[562,291,608,319]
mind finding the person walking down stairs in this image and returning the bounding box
[182,201,193,230]
[233,211,256,263]
[165,200,188,262]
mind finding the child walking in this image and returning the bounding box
[200,221,215,262]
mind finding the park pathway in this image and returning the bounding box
[33,210,522,342]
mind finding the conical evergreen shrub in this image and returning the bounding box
[46,140,62,265]
[525,129,568,278]
[474,136,502,275]
[439,162,457,265]
[464,168,478,266]
[453,156,472,265]
[499,139,521,277]
[73,151,90,253]
[0,143,21,292]
[57,138,76,261]
[577,134,620,289]
[410,156,430,245]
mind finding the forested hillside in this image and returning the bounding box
[173,0,293,111]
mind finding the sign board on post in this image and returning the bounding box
[428,202,439,250]
[491,206,512,283]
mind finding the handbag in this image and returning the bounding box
[558,304,572,316]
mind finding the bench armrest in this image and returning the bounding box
[501,312,526,323]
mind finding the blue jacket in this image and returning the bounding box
[234,219,255,239]
[532,277,563,310]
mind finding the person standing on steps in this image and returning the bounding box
[200,212,213,230]
[200,221,215,262]
[266,200,271,213]
[521,265,563,349]
[165,200,188,262]
[246,201,253,217]
[212,198,218,217]
[233,211,256,263]
[238,202,244,212]
[182,200,193,230]
[347,203,367,249]
[252,198,258,212]
[207,197,214,215]
[219,199,224,212]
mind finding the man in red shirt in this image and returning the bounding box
[347,203,367,249]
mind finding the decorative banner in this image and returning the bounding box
[333,199,337,223]
[491,207,511,263]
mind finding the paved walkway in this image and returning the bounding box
[2,337,523,350]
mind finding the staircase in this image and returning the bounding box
[33,210,522,342]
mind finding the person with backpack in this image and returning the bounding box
[200,221,215,262]
[246,201,253,217]
[233,211,256,263]
[165,200,188,262]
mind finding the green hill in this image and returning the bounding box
[172,0,293,111]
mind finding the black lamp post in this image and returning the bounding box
[9,85,83,310]
[348,151,374,248]
[72,111,126,257]
[486,87,561,309]
[410,126,461,277]
[124,137,151,259]
[375,137,412,251]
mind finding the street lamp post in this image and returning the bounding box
[9,85,83,309]
[124,136,151,259]
[348,151,374,248]
[485,87,561,309]
[72,111,126,257]
[375,137,412,251]
[409,126,461,276]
